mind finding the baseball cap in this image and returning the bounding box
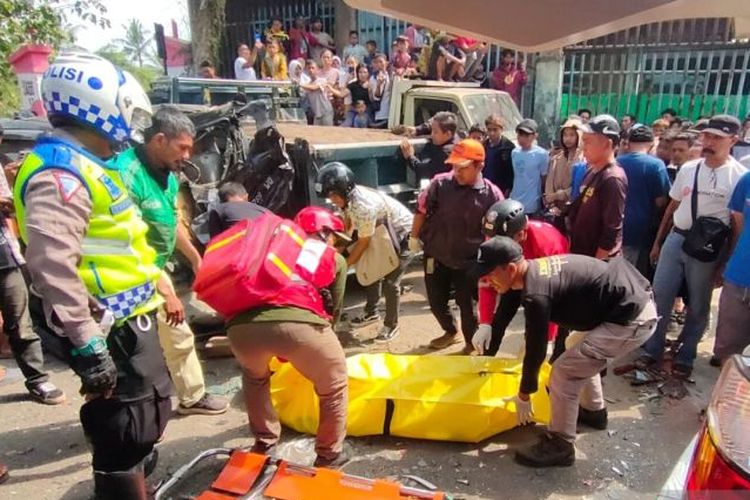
[579,114,621,140]
[700,114,741,137]
[472,236,524,277]
[627,124,654,143]
[446,138,485,164]
[516,118,538,134]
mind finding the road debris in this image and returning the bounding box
[611,466,624,476]
[659,377,689,399]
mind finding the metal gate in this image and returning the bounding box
[221,0,335,76]
[561,18,750,123]
[356,11,536,116]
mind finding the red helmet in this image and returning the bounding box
[294,206,345,236]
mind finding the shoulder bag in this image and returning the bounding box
[681,162,730,262]
[355,192,401,286]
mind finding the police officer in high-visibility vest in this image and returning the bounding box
[14,53,171,499]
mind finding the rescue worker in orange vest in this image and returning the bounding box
[225,207,350,468]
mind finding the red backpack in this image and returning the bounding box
[193,213,337,321]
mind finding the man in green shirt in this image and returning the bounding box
[115,106,228,415]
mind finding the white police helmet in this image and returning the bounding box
[41,52,153,144]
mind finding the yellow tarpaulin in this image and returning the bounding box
[270,353,552,443]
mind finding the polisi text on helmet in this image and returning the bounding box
[44,65,85,84]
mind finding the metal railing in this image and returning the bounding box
[562,19,750,123]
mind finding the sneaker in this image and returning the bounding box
[177,393,229,416]
[313,449,351,469]
[27,381,66,405]
[673,310,686,325]
[514,432,575,468]
[709,356,722,368]
[350,313,380,328]
[374,325,400,343]
[577,407,608,430]
[428,333,461,350]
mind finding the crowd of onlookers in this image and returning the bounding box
[384,106,750,375]
[196,16,529,128]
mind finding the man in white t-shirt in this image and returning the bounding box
[315,162,413,342]
[234,43,258,80]
[639,115,748,377]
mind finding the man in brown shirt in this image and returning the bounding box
[567,115,628,259]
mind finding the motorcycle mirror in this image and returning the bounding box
[181,159,203,184]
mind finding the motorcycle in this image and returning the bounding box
[179,95,295,246]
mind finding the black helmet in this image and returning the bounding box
[482,199,527,238]
[581,114,621,142]
[315,162,356,198]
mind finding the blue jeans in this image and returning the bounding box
[642,231,720,367]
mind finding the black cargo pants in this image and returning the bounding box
[78,312,172,472]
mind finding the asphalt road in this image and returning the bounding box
[0,266,720,499]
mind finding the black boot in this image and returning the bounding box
[94,468,148,500]
[515,432,575,468]
[577,406,608,430]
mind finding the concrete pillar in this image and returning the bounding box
[8,44,52,117]
[532,49,564,148]
[333,0,356,57]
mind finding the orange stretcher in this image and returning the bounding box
[155,448,451,500]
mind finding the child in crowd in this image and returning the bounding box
[342,100,374,128]
[261,39,288,80]
[468,124,487,142]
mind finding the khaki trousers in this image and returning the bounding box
[156,310,205,406]
[549,299,658,442]
[227,321,348,460]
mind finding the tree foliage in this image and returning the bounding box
[96,44,162,90]
[0,0,109,114]
[116,19,159,68]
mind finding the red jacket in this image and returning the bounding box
[490,63,528,105]
[478,220,568,329]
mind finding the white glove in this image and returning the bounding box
[408,236,423,254]
[472,324,492,355]
[507,395,534,426]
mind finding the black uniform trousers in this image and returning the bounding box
[423,256,478,343]
[77,311,172,473]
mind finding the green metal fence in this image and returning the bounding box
[561,19,750,123]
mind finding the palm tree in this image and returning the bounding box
[116,19,154,67]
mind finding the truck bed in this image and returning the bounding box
[243,123,406,146]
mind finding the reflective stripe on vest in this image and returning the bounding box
[267,224,327,280]
[13,136,162,321]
